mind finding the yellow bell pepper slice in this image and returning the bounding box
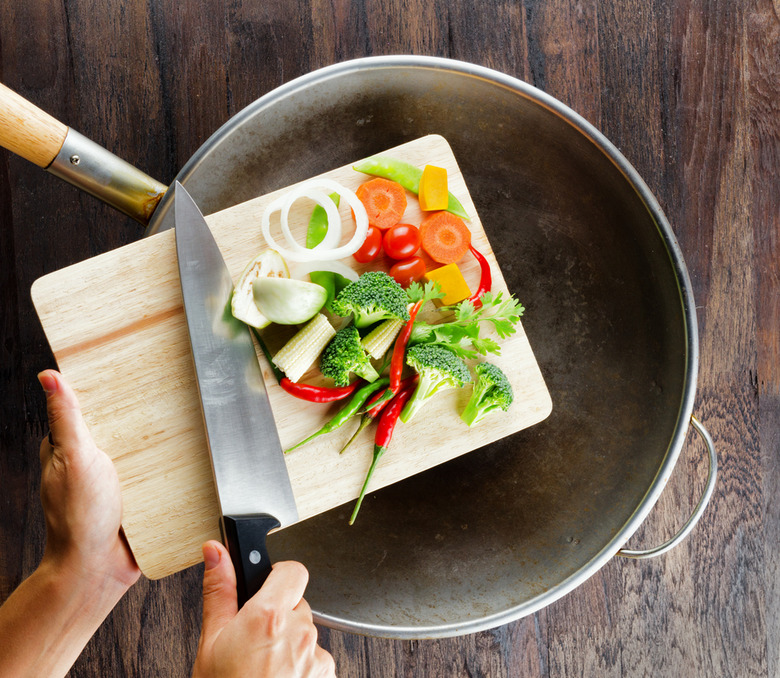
[424,262,472,306]
[418,165,449,211]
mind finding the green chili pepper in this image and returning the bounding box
[352,155,470,220]
[284,377,390,453]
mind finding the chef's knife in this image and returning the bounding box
[174,181,298,606]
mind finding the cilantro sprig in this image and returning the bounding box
[407,290,525,360]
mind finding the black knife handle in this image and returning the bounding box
[222,514,281,607]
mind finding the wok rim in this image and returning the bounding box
[153,55,699,637]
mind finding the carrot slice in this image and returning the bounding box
[420,211,472,264]
[355,178,407,230]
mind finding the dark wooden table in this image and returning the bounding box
[1,1,777,676]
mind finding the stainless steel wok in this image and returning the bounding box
[0,56,716,638]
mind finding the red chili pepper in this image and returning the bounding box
[349,381,418,525]
[279,378,360,403]
[374,383,415,449]
[390,300,423,392]
[467,244,492,308]
[368,374,417,418]
[347,301,422,424]
[339,374,418,455]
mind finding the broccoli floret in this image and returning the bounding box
[460,362,514,427]
[319,325,379,386]
[400,344,471,423]
[330,271,410,328]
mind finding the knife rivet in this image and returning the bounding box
[69,154,81,165]
[249,550,262,565]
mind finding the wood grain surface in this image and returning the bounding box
[0,82,68,167]
[30,135,551,579]
[1,0,777,676]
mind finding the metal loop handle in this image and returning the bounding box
[617,415,717,559]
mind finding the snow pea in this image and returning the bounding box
[306,192,340,248]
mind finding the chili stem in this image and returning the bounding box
[348,382,416,524]
[349,445,385,524]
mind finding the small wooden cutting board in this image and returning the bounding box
[31,135,552,579]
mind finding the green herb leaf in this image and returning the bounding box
[406,279,444,305]
[408,289,524,357]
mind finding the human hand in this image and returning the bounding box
[37,369,140,591]
[192,541,336,678]
[0,371,141,677]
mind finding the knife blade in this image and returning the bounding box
[174,181,298,606]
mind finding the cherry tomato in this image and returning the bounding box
[382,223,421,260]
[389,256,426,287]
[352,225,382,263]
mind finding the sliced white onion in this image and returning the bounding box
[280,187,342,253]
[260,179,369,263]
[291,259,360,282]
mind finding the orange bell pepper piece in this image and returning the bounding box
[418,165,449,211]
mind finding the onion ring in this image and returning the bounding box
[281,187,341,253]
[261,179,369,262]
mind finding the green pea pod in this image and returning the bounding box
[352,156,470,220]
[306,193,340,248]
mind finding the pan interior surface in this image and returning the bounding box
[154,59,694,637]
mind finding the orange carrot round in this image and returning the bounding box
[355,178,407,230]
[420,211,472,264]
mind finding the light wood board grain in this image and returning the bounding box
[31,135,551,579]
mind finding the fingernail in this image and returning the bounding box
[38,371,58,394]
[203,542,221,570]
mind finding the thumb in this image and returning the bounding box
[38,370,93,455]
[200,540,238,641]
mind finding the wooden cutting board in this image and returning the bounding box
[31,135,552,580]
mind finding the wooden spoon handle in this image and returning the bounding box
[0,82,68,167]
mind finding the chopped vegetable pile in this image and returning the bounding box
[230,150,527,523]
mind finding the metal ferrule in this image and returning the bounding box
[46,128,167,225]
